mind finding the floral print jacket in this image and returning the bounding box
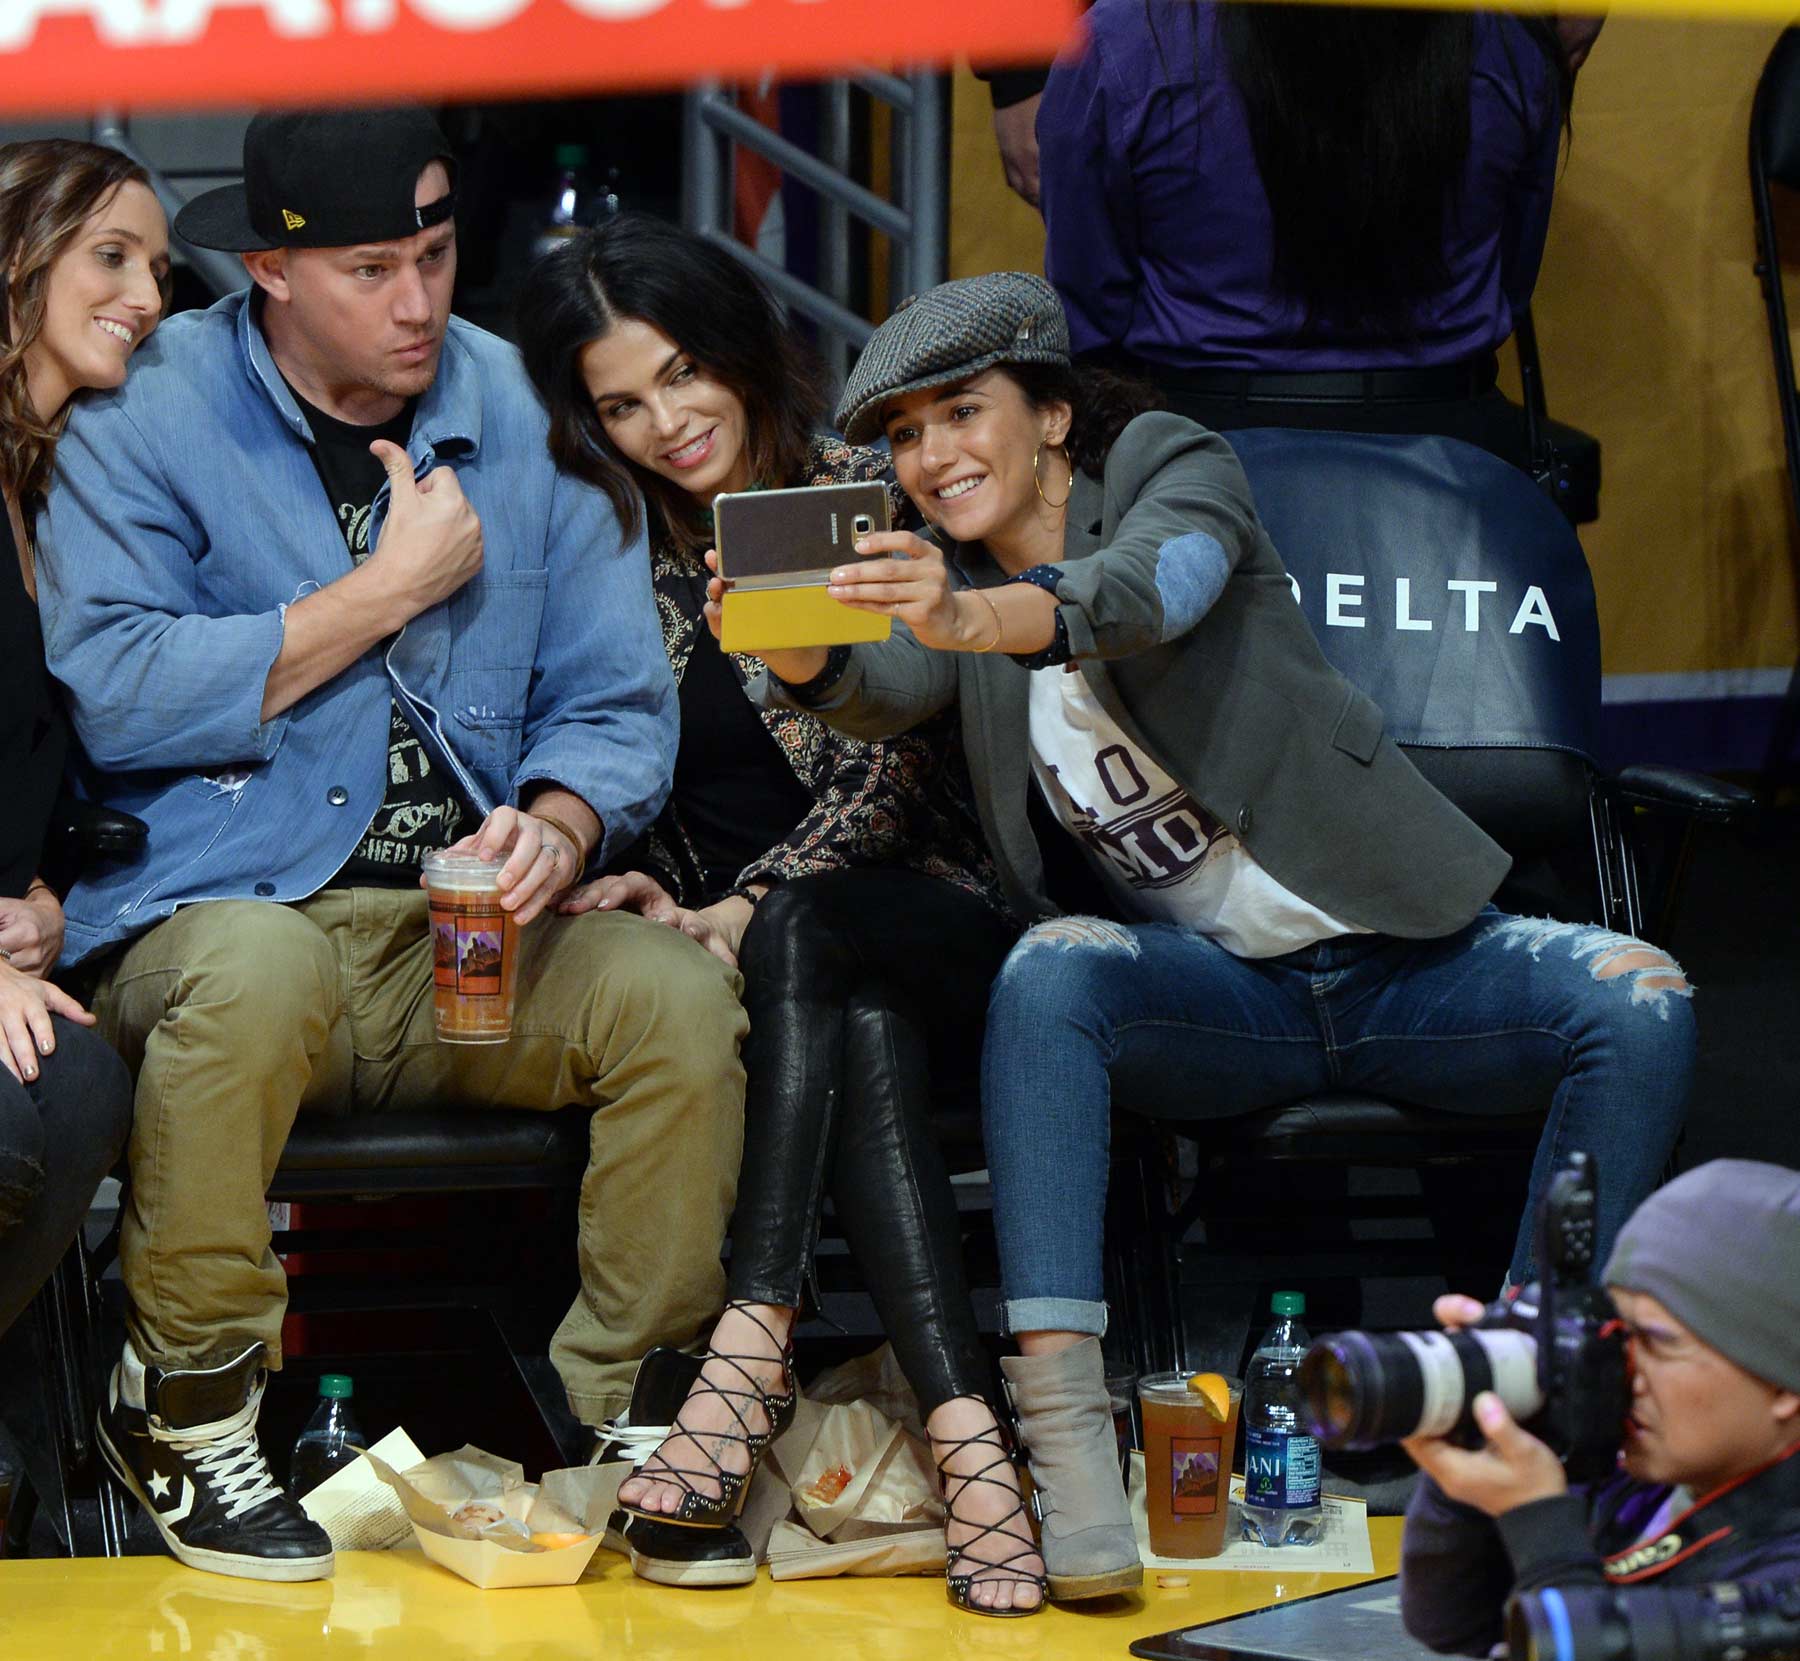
[623,435,1007,914]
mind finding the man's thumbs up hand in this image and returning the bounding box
[362,438,483,624]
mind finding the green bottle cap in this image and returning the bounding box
[318,1374,354,1400]
[1271,1291,1306,1316]
[553,143,590,169]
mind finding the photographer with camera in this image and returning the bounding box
[1395,1160,1800,1657]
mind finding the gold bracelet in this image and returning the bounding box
[533,812,587,868]
[971,590,1004,654]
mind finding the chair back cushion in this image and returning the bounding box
[1227,428,1601,853]
[1404,745,1591,861]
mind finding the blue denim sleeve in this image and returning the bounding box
[37,396,289,772]
[511,467,677,866]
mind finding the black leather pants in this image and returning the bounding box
[726,869,1019,1417]
[0,1015,131,1339]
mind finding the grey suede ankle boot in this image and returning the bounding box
[1000,1338,1143,1600]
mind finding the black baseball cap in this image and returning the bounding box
[174,108,458,254]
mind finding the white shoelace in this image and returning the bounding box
[149,1385,285,1520]
[593,1418,676,1467]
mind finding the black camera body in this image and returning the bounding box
[1299,1152,1630,1482]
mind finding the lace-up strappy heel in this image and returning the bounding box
[618,1302,797,1530]
[934,1401,1048,1618]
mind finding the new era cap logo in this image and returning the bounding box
[282,209,306,231]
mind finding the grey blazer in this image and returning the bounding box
[759,411,1509,938]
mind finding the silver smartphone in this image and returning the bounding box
[713,480,892,591]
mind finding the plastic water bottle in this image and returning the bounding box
[1240,1291,1325,1546]
[289,1374,368,1498]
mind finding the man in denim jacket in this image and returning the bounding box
[35,110,747,1583]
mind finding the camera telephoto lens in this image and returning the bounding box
[1300,1326,1544,1447]
[1507,1581,1800,1661]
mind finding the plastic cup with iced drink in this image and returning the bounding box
[1139,1372,1242,1559]
[423,850,519,1044]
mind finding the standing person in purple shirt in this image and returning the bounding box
[1038,3,1573,471]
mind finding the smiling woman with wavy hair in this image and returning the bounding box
[0,139,166,505]
[0,136,166,1362]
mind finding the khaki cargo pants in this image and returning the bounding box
[90,889,747,1426]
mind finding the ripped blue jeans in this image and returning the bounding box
[981,906,1695,1335]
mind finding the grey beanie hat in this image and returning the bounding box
[1603,1159,1800,1392]
[835,271,1072,445]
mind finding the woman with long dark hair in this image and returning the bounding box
[1038,2,1571,468]
[728,271,1693,1602]
[515,216,1044,1616]
[0,139,163,1342]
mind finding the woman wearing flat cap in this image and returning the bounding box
[715,271,1695,1599]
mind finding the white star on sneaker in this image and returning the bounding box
[147,1471,171,1501]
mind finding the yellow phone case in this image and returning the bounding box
[718,585,893,654]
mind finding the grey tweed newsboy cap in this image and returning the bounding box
[1603,1158,1800,1393]
[836,271,1072,445]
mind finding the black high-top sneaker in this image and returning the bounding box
[97,1341,334,1582]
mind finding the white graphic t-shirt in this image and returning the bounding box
[1027,666,1370,958]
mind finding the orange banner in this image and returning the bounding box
[0,0,1078,115]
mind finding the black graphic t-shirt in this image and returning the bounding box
[291,385,472,887]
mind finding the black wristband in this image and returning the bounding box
[1004,566,1074,669]
[777,644,852,705]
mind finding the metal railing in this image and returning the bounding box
[681,73,947,386]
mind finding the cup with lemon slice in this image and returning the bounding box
[1138,1370,1243,1559]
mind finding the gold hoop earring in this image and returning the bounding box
[1033,443,1073,510]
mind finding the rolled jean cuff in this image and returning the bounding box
[1004,1296,1108,1337]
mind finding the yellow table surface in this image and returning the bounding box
[2,1520,1400,1660]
